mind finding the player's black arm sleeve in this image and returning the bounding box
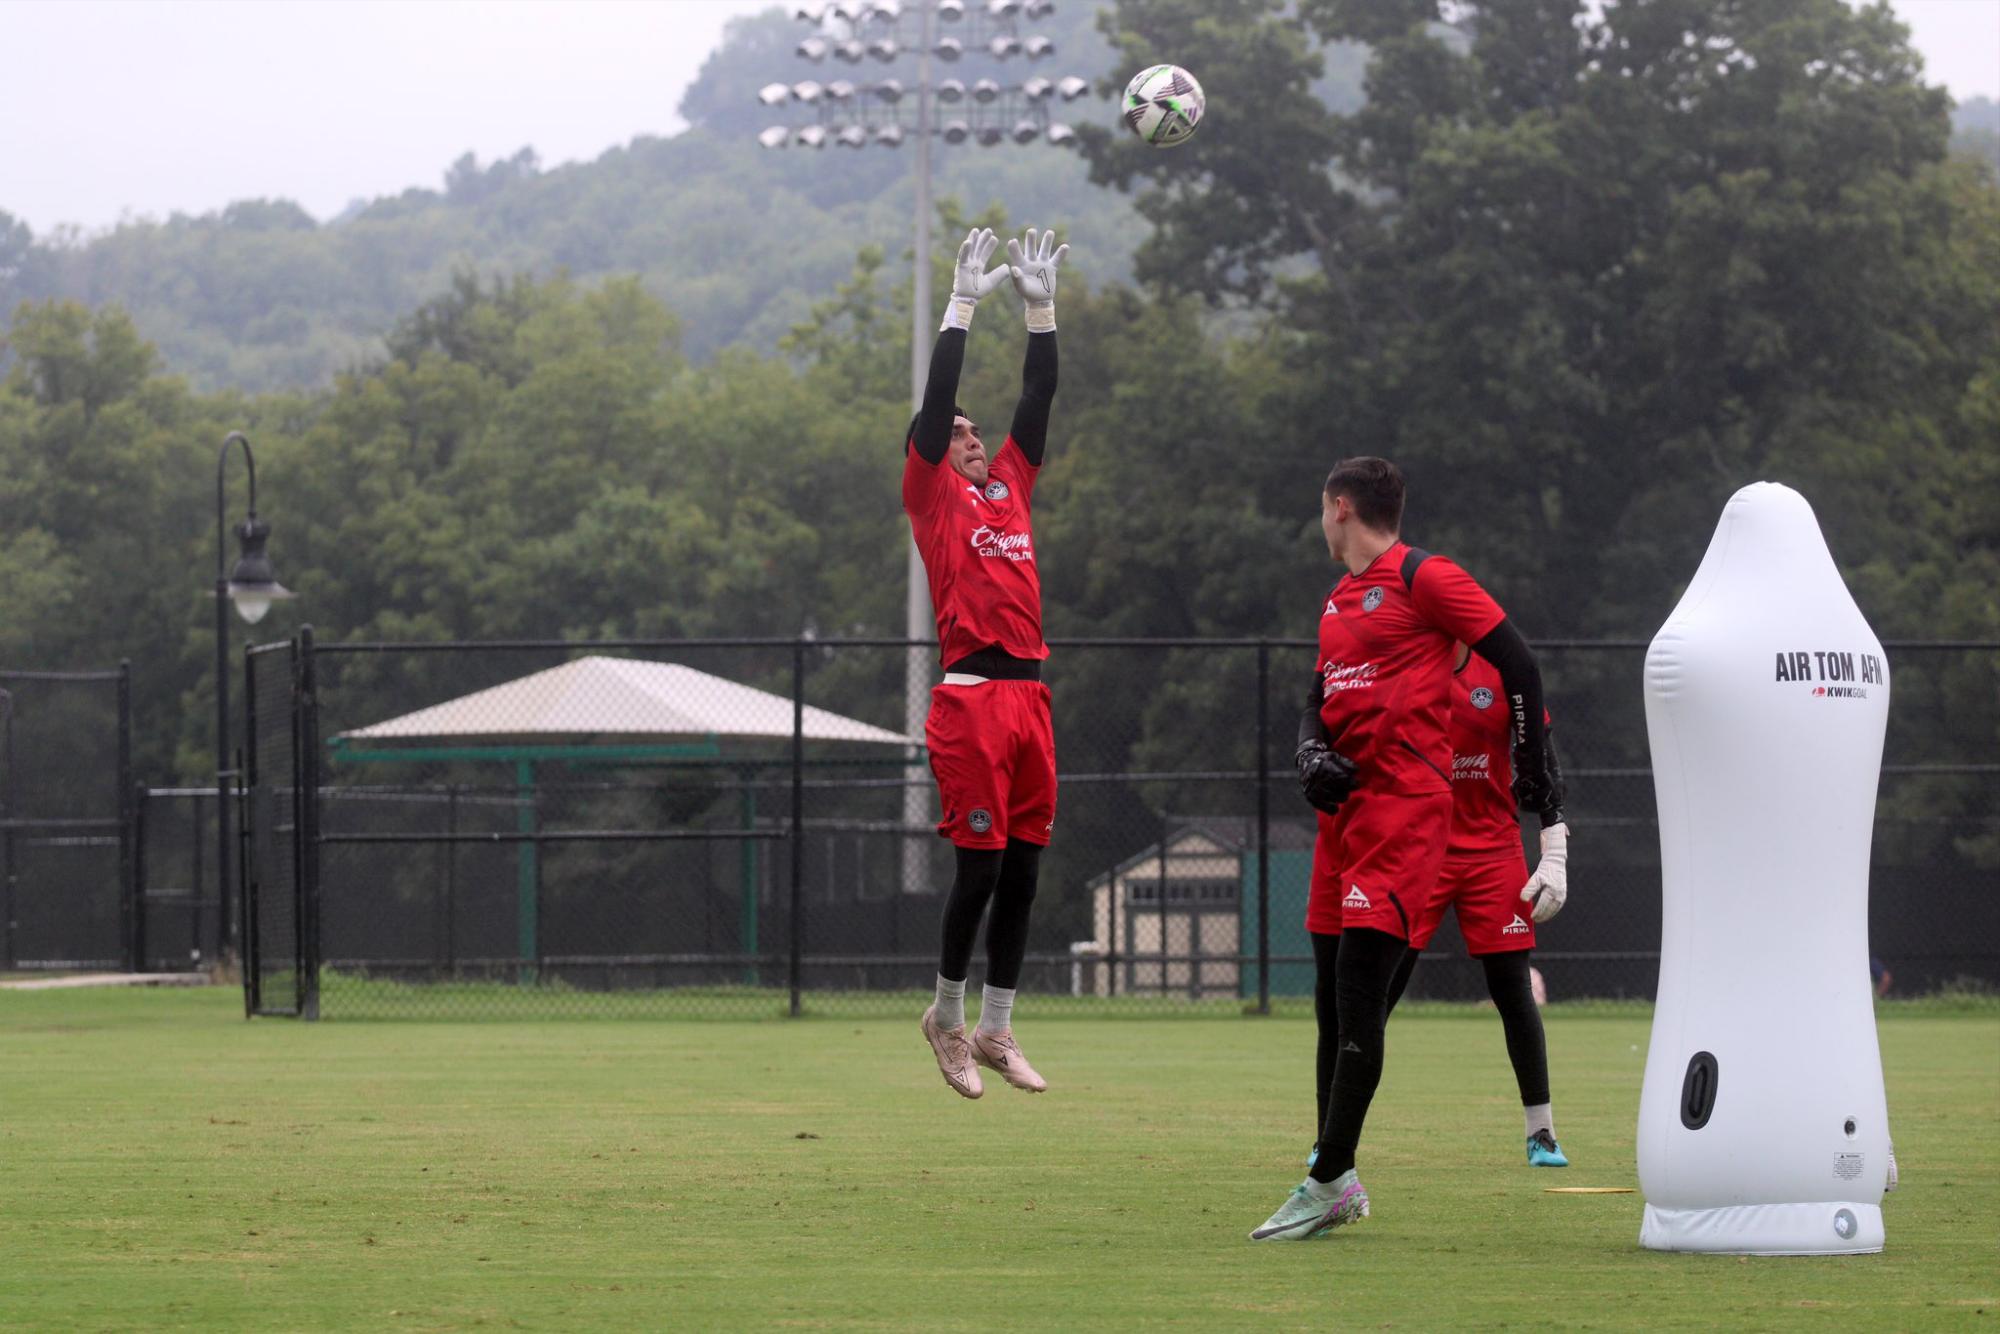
[1298,671,1327,752]
[1008,330,1058,466]
[1469,618,1558,824]
[1543,729,1568,824]
[910,327,967,466]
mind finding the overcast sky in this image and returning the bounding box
[2,0,1994,236]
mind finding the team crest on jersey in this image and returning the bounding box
[1470,686,1495,710]
[983,480,1010,501]
[1362,586,1385,613]
[968,808,993,834]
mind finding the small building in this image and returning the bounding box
[1076,819,1317,1000]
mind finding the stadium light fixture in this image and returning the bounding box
[976,125,1005,146]
[797,36,829,61]
[759,82,793,106]
[873,78,905,102]
[874,123,906,146]
[1022,75,1052,100]
[792,80,824,102]
[1024,35,1053,58]
[934,36,963,60]
[828,0,863,18]
[868,38,899,60]
[1056,75,1089,101]
[987,34,1020,58]
[791,2,825,20]
[1024,0,1054,15]
[936,77,966,103]
[796,125,829,147]
[1045,122,1076,145]
[758,125,792,149]
[836,124,870,148]
[1010,119,1041,144]
[936,0,964,19]
[833,39,866,63]
[826,79,857,100]
[941,119,971,144]
[972,77,1001,103]
[986,0,1021,16]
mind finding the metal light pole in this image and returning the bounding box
[215,431,293,966]
[761,0,1086,893]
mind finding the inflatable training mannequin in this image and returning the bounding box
[1638,482,1891,1254]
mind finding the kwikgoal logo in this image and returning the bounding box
[1343,885,1371,909]
[970,525,1033,562]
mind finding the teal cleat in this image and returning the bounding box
[1527,1128,1569,1167]
[1249,1173,1370,1241]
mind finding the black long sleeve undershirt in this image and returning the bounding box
[909,326,966,466]
[1469,617,1557,822]
[1009,330,1058,467]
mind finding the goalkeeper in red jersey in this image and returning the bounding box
[906,227,1066,1101]
[1386,642,1572,1167]
[1252,457,1561,1241]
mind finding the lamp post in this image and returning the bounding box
[215,431,293,965]
[761,0,1085,894]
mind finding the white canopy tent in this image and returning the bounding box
[335,655,914,747]
[326,656,916,977]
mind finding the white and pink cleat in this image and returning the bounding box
[920,1006,984,1099]
[969,1027,1048,1093]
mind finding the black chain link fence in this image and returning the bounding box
[0,666,134,972]
[133,788,226,972]
[238,636,1997,1019]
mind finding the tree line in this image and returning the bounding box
[0,0,1992,876]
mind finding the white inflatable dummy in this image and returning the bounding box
[1638,482,1891,1254]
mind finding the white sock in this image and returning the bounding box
[1304,1169,1357,1200]
[976,984,1016,1035]
[934,975,966,1030]
[1525,1103,1554,1139]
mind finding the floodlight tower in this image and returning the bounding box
[760,0,1085,895]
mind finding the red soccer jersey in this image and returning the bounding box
[1314,543,1506,796]
[1447,653,1529,858]
[903,438,1048,668]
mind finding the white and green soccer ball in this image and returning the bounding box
[1121,64,1205,148]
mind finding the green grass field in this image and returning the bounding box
[1,989,1993,1331]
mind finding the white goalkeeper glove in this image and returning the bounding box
[1007,227,1068,333]
[942,227,1009,331]
[1520,821,1568,923]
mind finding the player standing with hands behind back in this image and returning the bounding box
[907,227,1067,1100]
[1252,457,1562,1241]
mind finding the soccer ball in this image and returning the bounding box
[1121,64,1204,148]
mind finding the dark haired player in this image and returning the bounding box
[1386,643,1572,1167]
[1252,456,1559,1241]
[909,227,1067,1100]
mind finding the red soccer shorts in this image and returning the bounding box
[1307,788,1453,939]
[1409,852,1536,955]
[925,679,1057,849]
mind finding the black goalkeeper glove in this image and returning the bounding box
[1295,740,1358,815]
[1512,737,1566,828]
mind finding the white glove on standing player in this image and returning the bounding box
[1520,821,1569,923]
[942,227,1009,331]
[1007,227,1068,333]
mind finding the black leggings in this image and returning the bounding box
[1309,927,1407,1182]
[1383,946,1550,1108]
[937,840,1042,989]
